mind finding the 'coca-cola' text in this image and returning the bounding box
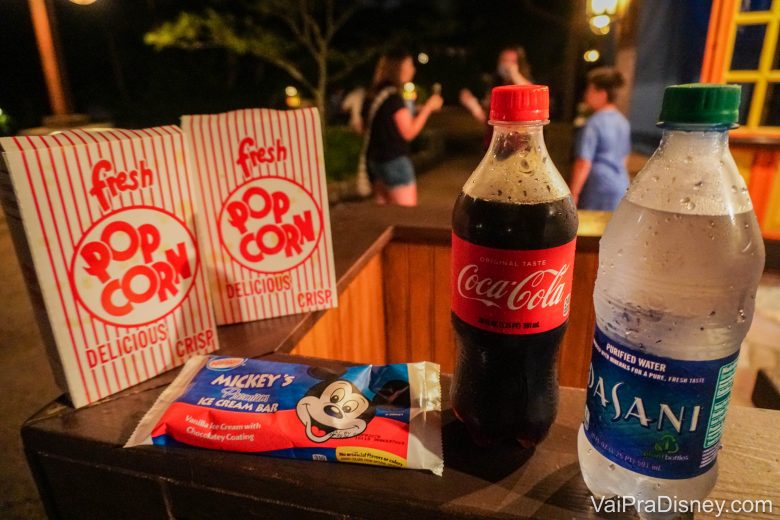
[451,233,576,335]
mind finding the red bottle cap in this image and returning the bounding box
[489,85,549,122]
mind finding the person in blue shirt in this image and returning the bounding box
[570,67,631,211]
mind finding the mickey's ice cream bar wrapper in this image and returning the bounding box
[125,355,444,476]
[182,108,337,325]
[0,128,219,408]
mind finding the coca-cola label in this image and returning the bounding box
[451,233,576,335]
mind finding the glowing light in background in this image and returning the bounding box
[285,86,301,108]
[402,82,417,101]
[589,14,611,35]
[583,49,601,63]
[417,52,429,65]
[588,0,619,16]
[69,0,99,5]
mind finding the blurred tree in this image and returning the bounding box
[0,109,12,136]
[145,0,379,122]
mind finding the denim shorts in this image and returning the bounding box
[368,155,416,188]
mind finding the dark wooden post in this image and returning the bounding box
[28,0,73,116]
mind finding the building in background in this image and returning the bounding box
[702,0,780,239]
[628,1,712,153]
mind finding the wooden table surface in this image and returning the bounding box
[22,352,780,519]
[18,203,780,518]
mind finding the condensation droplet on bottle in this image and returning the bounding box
[709,310,716,316]
[693,180,703,190]
[684,155,693,164]
[608,463,616,471]
[709,220,716,228]
[737,309,746,324]
[652,175,659,182]
[497,189,503,196]
[680,197,695,210]
[731,185,738,194]
[742,239,752,253]
[741,187,748,194]
[617,249,623,256]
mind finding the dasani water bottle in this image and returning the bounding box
[577,84,765,518]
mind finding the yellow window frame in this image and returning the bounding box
[703,0,780,137]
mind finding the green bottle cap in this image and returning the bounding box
[658,83,741,127]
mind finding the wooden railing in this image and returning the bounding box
[293,231,599,388]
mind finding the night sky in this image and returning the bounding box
[0,0,582,131]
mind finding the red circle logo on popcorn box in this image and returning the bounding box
[218,176,323,274]
[69,206,199,327]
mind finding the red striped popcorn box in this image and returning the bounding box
[0,127,219,408]
[181,108,337,325]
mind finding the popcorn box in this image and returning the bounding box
[182,108,337,325]
[0,127,219,407]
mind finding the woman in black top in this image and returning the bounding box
[362,50,443,206]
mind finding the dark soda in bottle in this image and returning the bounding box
[451,85,578,447]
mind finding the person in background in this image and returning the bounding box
[569,67,631,211]
[361,49,443,206]
[342,86,366,133]
[459,46,533,147]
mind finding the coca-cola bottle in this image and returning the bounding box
[451,85,578,447]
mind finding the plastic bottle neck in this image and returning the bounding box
[486,122,549,160]
[462,120,571,203]
[658,128,729,160]
[625,125,752,216]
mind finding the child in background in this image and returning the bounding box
[569,67,631,211]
